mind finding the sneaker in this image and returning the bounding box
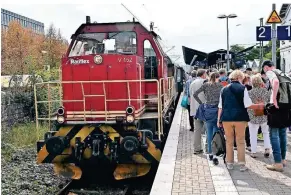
[266,164,283,172]
[246,146,251,152]
[209,154,213,161]
[264,149,270,158]
[189,129,194,132]
[226,163,234,170]
[250,153,256,158]
[257,133,263,141]
[213,158,219,165]
[240,165,248,172]
[193,150,203,154]
[283,160,287,167]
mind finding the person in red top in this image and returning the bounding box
[218,68,230,87]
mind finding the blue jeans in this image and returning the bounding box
[270,128,287,163]
[206,121,219,154]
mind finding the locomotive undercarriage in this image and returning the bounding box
[36,105,174,180]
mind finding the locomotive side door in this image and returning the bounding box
[142,38,162,111]
[153,38,169,109]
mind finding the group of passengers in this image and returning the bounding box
[184,61,291,172]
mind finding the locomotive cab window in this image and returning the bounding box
[144,40,158,79]
[69,32,137,57]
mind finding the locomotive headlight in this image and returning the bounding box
[126,106,134,115]
[94,55,103,64]
[57,106,65,115]
[57,115,65,124]
[126,115,134,123]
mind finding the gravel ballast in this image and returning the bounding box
[1,144,67,195]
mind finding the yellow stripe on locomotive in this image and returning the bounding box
[37,124,162,180]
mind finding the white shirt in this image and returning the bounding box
[218,88,252,109]
[265,70,279,104]
[189,77,206,116]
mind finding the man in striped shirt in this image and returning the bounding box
[185,70,197,131]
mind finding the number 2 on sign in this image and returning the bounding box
[286,26,291,37]
[259,27,265,38]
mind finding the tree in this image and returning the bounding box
[230,44,261,61]
[43,24,67,70]
[230,44,245,53]
[1,21,36,75]
[263,40,280,68]
[246,47,260,61]
[1,21,68,81]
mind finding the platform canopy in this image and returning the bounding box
[182,46,236,67]
[182,46,207,66]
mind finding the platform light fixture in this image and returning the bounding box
[217,14,238,71]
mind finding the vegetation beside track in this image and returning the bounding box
[2,122,47,161]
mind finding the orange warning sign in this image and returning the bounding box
[266,10,282,24]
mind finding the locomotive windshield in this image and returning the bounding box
[69,31,137,56]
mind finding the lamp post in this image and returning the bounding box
[217,14,237,71]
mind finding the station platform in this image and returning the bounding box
[150,97,291,195]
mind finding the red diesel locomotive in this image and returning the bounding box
[35,16,184,180]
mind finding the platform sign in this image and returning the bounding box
[266,10,282,24]
[277,25,291,40]
[195,60,207,66]
[234,58,245,68]
[256,26,271,41]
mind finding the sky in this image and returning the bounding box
[1,1,287,64]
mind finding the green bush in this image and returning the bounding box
[35,83,62,119]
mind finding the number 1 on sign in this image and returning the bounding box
[286,26,291,37]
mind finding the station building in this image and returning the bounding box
[1,8,44,34]
[279,4,291,73]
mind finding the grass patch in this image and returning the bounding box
[3,122,48,147]
[2,122,48,161]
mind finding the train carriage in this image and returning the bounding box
[35,16,184,180]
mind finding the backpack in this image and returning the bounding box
[272,70,291,108]
[211,129,226,163]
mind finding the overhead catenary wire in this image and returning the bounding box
[122,3,181,64]
[121,3,150,32]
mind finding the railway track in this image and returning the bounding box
[56,174,154,195]
[57,182,148,195]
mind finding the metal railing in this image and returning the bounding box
[34,77,175,140]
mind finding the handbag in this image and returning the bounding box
[229,85,265,117]
[253,103,265,116]
[181,95,188,108]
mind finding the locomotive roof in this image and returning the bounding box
[71,21,161,39]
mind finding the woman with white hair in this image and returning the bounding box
[247,74,271,158]
[217,70,263,171]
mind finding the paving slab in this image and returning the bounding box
[151,104,291,195]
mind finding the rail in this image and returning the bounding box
[34,77,175,140]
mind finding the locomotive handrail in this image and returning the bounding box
[34,77,175,141]
[35,79,160,85]
[159,77,176,112]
